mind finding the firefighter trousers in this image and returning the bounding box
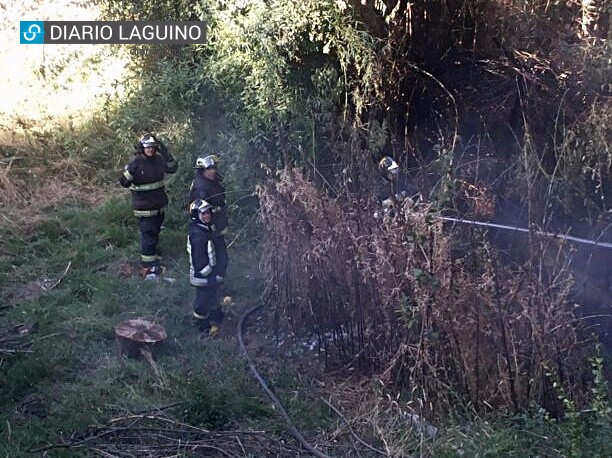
[138,213,164,267]
[193,285,224,330]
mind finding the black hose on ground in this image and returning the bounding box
[237,303,332,458]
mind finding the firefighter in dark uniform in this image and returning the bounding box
[188,154,228,280]
[375,156,412,217]
[187,199,224,336]
[119,133,178,279]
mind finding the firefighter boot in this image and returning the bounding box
[141,265,164,281]
[208,324,220,338]
[208,309,225,338]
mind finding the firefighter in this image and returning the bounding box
[375,156,412,217]
[187,199,225,336]
[188,154,228,279]
[119,133,178,279]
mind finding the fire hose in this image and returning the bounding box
[437,216,612,249]
[237,303,333,458]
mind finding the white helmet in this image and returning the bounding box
[190,199,213,220]
[379,156,399,174]
[140,134,158,149]
[194,154,220,169]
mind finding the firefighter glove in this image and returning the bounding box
[158,141,171,159]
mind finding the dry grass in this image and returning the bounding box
[258,169,592,418]
[0,169,108,233]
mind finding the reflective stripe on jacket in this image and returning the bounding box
[187,220,218,287]
[119,152,177,211]
[133,208,165,217]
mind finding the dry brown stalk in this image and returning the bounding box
[257,168,592,417]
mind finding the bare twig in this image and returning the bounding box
[42,261,72,291]
[320,397,386,456]
[31,413,296,456]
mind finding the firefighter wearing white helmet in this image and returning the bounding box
[119,133,178,279]
[187,199,225,337]
[376,155,410,216]
[188,153,229,280]
[194,154,219,170]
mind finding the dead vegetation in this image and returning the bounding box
[258,169,592,418]
[0,163,108,232]
[31,412,304,457]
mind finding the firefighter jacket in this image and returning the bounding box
[119,150,178,216]
[376,173,410,205]
[187,219,220,287]
[189,172,228,234]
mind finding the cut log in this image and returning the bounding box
[114,318,167,359]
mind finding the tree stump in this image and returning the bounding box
[114,318,167,359]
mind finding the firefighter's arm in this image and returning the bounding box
[119,159,137,188]
[189,234,216,284]
[158,140,178,174]
[189,233,209,278]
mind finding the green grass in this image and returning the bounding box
[433,412,612,457]
[0,197,276,457]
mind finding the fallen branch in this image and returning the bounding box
[30,412,299,457]
[0,348,34,354]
